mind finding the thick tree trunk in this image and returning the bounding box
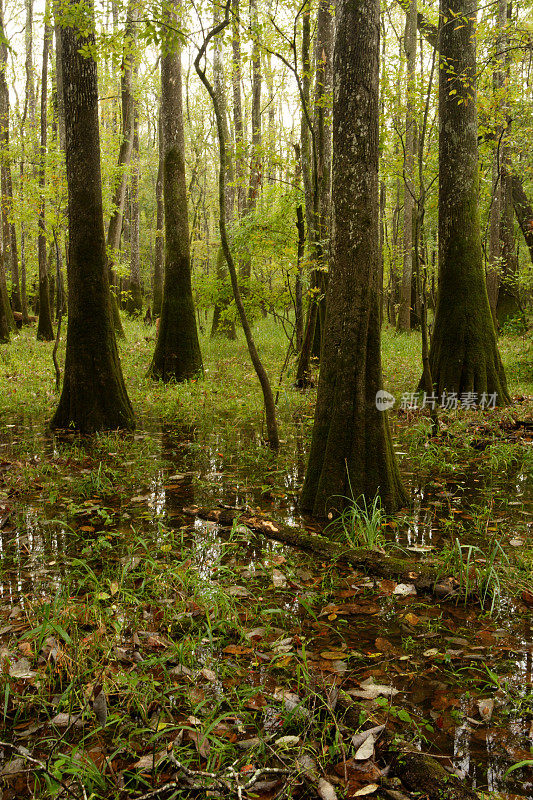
[427,0,509,403]
[37,17,55,342]
[152,107,164,318]
[51,0,134,432]
[301,0,407,517]
[147,1,203,382]
[397,0,417,332]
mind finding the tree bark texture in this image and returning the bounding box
[397,0,417,332]
[147,4,203,382]
[152,106,164,318]
[0,0,15,332]
[427,0,509,403]
[51,1,134,432]
[301,0,407,517]
[106,0,138,336]
[126,108,142,315]
[37,17,55,342]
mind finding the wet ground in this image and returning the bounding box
[0,414,532,798]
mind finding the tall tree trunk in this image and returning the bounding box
[54,15,66,151]
[211,4,237,340]
[427,0,509,403]
[147,0,203,382]
[106,0,137,337]
[152,106,164,318]
[37,14,55,341]
[195,9,279,450]
[397,0,417,332]
[294,2,317,387]
[126,108,142,315]
[240,0,262,283]
[295,0,333,383]
[52,0,134,432]
[302,0,406,517]
[0,0,14,333]
[231,0,246,218]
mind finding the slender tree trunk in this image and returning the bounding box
[302,0,406,517]
[54,15,66,151]
[295,0,333,383]
[231,0,246,218]
[147,0,203,382]
[52,0,134,432]
[427,0,509,403]
[37,14,55,341]
[397,0,417,332]
[240,0,262,283]
[0,0,14,333]
[106,0,137,337]
[152,106,164,318]
[294,3,317,388]
[195,9,279,450]
[211,5,237,340]
[126,108,142,315]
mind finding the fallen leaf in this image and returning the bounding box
[200,668,216,682]
[317,778,338,800]
[393,583,417,596]
[275,735,300,747]
[272,569,287,588]
[228,585,250,598]
[347,678,399,701]
[354,734,375,761]
[477,698,494,721]
[222,644,253,656]
[353,784,379,796]
[9,658,36,680]
[320,650,347,660]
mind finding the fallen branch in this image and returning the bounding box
[391,751,480,800]
[186,507,455,598]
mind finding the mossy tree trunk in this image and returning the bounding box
[51,0,134,433]
[152,106,164,319]
[427,0,509,403]
[37,15,54,342]
[126,109,142,316]
[301,0,407,518]
[147,0,202,382]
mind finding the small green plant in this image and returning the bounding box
[331,494,387,550]
[436,536,508,613]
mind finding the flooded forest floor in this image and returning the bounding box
[0,319,531,800]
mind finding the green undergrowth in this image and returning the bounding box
[0,313,532,798]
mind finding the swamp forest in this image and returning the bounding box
[0,0,531,798]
